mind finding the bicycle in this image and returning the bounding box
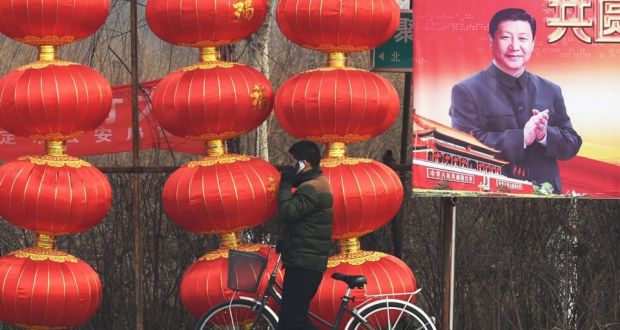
[196,247,436,330]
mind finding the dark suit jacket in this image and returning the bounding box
[449,64,582,193]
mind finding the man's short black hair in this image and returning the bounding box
[288,140,321,168]
[489,8,536,38]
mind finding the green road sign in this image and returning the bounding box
[372,10,412,72]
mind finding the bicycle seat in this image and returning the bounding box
[331,273,367,289]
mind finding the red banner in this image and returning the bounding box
[0,81,205,160]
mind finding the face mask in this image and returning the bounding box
[294,160,306,175]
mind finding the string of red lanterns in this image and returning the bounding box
[146,0,282,318]
[0,1,112,328]
[273,0,417,326]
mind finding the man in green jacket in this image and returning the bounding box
[277,140,333,330]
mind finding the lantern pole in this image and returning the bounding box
[441,197,457,330]
[130,0,144,329]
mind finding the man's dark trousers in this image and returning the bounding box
[276,267,323,330]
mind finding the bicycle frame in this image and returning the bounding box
[229,248,424,330]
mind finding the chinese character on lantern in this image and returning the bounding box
[233,0,255,20]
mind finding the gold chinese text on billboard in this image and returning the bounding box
[547,0,620,43]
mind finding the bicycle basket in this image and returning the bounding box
[227,249,268,293]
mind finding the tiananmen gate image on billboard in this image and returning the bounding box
[413,0,620,198]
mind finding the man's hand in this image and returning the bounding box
[532,109,549,141]
[280,165,296,184]
[524,117,538,147]
[524,109,549,147]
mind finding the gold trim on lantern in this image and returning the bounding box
[12,248,79,263]
[35,233,56,250]
[46,140,67,156]
[316,66,359,72]
[29,131,84,141]
[304,44,370,53]
[20,155,91,168]
[220,232,240,248]
[207,140,226,157]
[300,67,360,74]
[186,154,252,168]
[17,60,75,71]
[320,157,373,168]
[179,40,234,48]
[328,52,347,68]
[199,244,262,261]
[306,133,371,143]
[326,142,346,158]
[327,251,385,267]
[185,131,241,141]
[183,61,236,72]
[23,35,75,45]
[186,131,241,141]
[250,84,267,111]
[233,0,255,20]
[266,175,278,198]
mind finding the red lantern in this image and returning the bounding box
[0,155,112,235]
[0,61,112,140]
[152,63,274,140]
[311,251,416,328]
[146,0,268,47]
[276,0,400,53]
[321,157,403,239]
[0,248,102,328]
[274,68,399,143]
[180,243,283,318]
[162,154,279,233]
[0,0,109,46]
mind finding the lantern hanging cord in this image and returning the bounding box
[338,237,361,254]
[207,140,226,157]
[38,45,58,61]
[46,141,67,157]
[328,52,347,68]
[35,233,56,250]
[200,47,220,63]
[220,232,240,248]
[326,142,347,158]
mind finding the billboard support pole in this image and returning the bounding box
[399,72,412,166]
[130,0,144,329]
[441,197,457,330]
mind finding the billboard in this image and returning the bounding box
[413,0,620,198]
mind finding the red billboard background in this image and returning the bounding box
[413,0,620,198]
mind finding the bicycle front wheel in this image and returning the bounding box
[195,299,278,330]
[348,300,436,330]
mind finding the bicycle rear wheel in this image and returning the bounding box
[195,299,278,330]
[348,300,436,330]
